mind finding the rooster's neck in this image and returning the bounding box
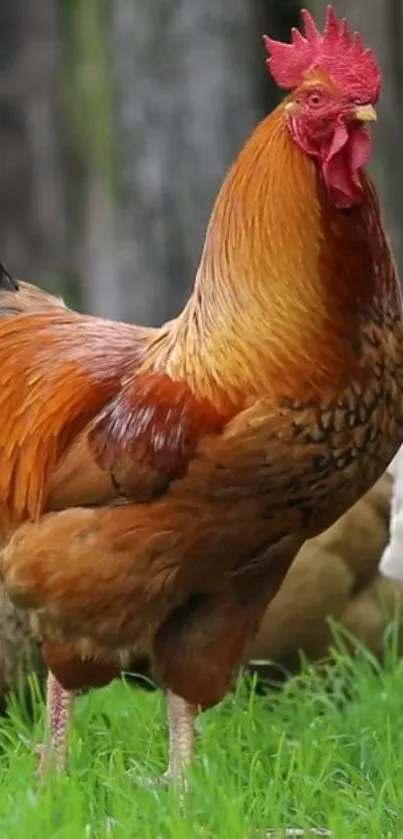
[148,106,400,405]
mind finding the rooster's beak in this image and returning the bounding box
[353,104,377,123]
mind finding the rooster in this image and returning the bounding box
[1,5,403,783]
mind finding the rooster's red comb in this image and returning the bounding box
[263,4,381,103]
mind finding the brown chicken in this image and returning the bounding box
[1,5,403,784]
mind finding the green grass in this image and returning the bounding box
[0,645,403,839]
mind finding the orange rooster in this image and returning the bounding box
[1,5,403,784]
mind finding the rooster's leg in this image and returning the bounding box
[37,671,71,777]
[163,690,198,786]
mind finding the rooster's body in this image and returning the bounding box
[248,472,394,675]
[1,6,403,781]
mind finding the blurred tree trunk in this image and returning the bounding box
[0,2,67,293]
[309,0,403,279]
[63,0,119,316]
[107,0,266,325]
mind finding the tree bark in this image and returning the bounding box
[0,2,67,293]
[63,0,120,317]
[108,0,265,325]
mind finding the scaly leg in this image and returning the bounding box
[163,690,198,787]
[37,671,72,778]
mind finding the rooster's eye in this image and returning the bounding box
[307,91,325,108]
